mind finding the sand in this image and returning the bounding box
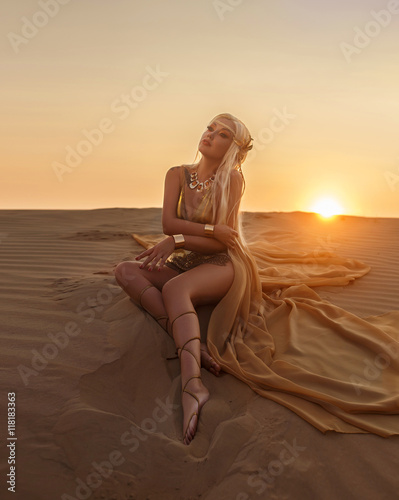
[1,208,398,500]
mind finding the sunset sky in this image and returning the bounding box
[2,0,399,217]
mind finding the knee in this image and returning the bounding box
[162,278,194,309]
[161,278,181,303]
[114,261,140,288]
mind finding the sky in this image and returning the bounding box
[1,0,399,217]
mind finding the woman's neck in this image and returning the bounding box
[197,157,220,179]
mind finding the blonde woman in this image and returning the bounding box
[114,113,253,445]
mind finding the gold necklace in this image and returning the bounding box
[189,170,215,192]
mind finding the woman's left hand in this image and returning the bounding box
[135,236,176,271]
[214,224,239,249]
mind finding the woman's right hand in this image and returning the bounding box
[214,224,239,249]
[135,235,176,271]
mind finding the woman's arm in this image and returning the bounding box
[161,166,211,237]
[161,166,242,249]
[136,168,243,270]
[172,169,244,254]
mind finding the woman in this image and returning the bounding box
[114,113,253,445]
[116,114,399,442]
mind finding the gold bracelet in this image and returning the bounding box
[204,224,215,237]
[172,234,185,249]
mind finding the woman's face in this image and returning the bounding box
[198,118,235,161]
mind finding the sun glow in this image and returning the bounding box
[310,197,344,218]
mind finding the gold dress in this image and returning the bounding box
[165,165,231,273]
[132,166,399,437]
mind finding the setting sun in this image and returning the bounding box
[310,197,344,218]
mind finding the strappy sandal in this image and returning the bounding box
[181,375,202,444]
[171,311,208,444]
[133,285,173,337]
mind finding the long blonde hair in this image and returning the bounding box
[190,113,253,231]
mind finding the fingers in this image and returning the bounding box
[225,227,238,240]
[139,255,155,270]
[135,237,174,271]
[155,255,169,272]
[145,255,162,272]
[137,251,167,272]
[228,234,239,249]
[216,226,238,246]
[134,246,155,269]
[135,249,150,260]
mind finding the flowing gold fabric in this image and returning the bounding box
[210,241,399,437]
[132,167,399,437]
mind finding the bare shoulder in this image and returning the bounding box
[230,169,242,181]
[166,165,181,175]
[165,165,182,182]
[230,169,244,190]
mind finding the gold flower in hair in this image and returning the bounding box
[233,136,254,153]
[213,119,253,150]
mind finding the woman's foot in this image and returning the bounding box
[182,376,209,445]
[200,343,221,377]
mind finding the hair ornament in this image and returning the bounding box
[233,135,254,153]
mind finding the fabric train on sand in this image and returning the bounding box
[132,165,399,437]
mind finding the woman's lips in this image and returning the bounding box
[202,139,211,146]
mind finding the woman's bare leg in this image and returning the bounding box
[114,261,226,375]
[162,262,234,444]
[114,261,178,335]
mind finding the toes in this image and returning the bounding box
[208,358,221,377]
[211,359,221,375]
[200,348,222,376]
